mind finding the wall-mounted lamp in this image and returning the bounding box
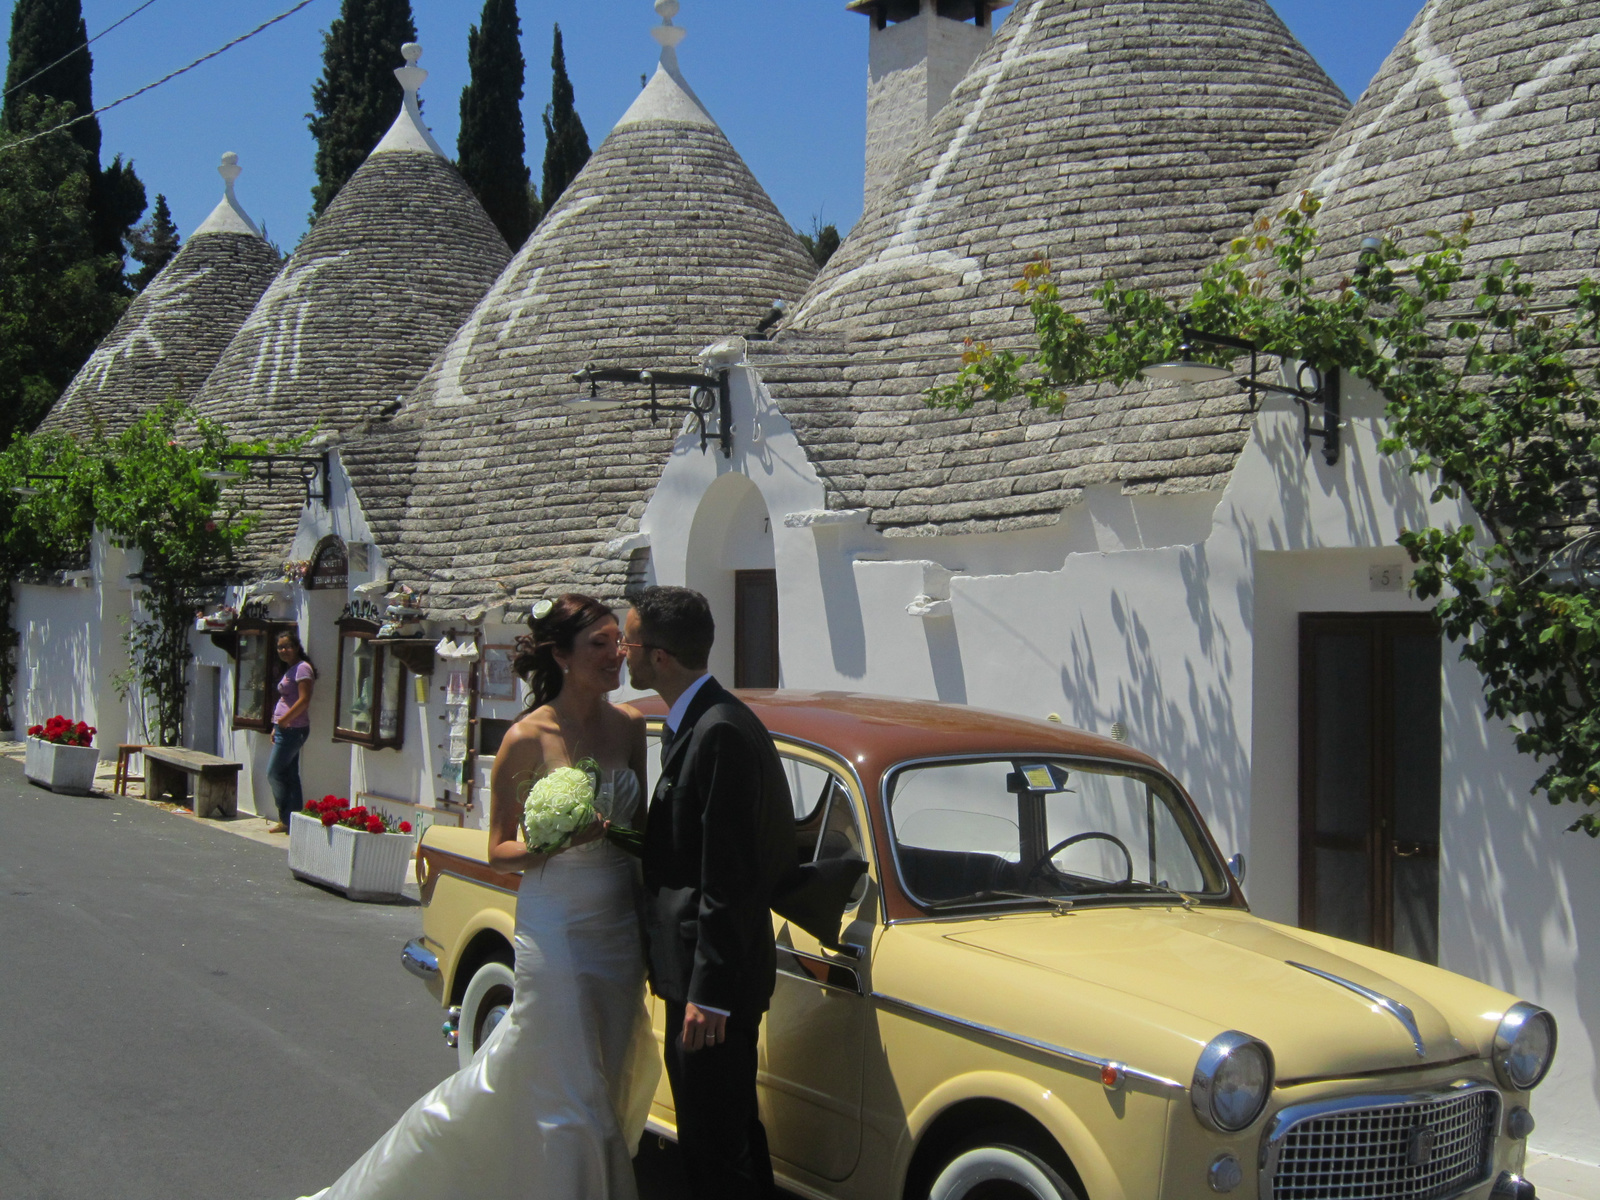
[204,452,332,505]
[1141,318,1342,465]
[563,365,733,458]
[10,472,67,498]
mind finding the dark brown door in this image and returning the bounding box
[735,569,779,688]
[1299,613,1441,962]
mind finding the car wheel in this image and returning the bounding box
[457,959,515,1069]
[928,1139,1081,1200]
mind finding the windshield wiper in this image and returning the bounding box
[922,890,1075,914]
[1088,880,1199,909]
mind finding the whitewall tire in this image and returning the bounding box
[457,960,515,1069]
[929,1142,1080,1200]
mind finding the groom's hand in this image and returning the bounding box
[680,1003,728,1053]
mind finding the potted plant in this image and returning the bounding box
[288,796,415,901]
[23,716,100,795]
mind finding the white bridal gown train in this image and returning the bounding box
[300,771,658,1200]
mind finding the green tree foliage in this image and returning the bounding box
[539,24,589,213]
[797,219,840,269]
[0,398,275,743]
[2,0,146,279]
[127,192,181,292]
[929,194,1600,836]
[308,0,418,218]
[0,98,126,439]
[458,0,531,250]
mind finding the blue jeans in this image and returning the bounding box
[267,725,310,823]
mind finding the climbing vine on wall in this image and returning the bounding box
[1,398,279,745]
[928,194,1600,836]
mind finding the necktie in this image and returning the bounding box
[659,726,674,769]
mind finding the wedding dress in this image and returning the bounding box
[300,770,658,1200]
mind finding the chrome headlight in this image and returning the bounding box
[1191,1031,1274,1132]
[1494,1002,1556,1091]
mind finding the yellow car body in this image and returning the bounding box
[403,691,1551,1200]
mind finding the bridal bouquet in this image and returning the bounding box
[521,759,645,855]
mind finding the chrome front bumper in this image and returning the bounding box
[400,936,439,981]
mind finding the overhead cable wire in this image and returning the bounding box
[0,0,320,157]
[2,0,161,101]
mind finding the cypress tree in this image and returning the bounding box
[128,194,181,291]
[0,98,125,437]
[308,0,418,218]
[458,0,531,249]
[3,0,145,283]
[539,24,590,213]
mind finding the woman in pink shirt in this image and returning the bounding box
[266,630,316,834]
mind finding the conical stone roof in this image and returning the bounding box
[194,47,511,572]
[40,154,280,440]
[769,0,1350,534]
[1265,0,1600,288]
[349,34,816,616]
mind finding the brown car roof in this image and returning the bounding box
[628,688,1163,773]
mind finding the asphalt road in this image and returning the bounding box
[0,757,693,1200]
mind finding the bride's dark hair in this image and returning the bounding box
[513,593,615,711]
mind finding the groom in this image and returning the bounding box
[624,586,792,1200]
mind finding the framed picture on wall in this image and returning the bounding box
[480,644,519,702]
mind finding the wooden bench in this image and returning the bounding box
[143,747,244,819]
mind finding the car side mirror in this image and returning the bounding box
[1228,853,1246,885]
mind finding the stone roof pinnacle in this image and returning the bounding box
[192,151,263,238]
[373,42,447,157]
[618,0,714,129]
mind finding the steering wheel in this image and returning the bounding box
[1026,831,1134,884]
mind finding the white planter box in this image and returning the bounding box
[23,738,101,795]
[287,812,413,901]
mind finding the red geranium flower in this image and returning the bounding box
[320,810,340,827]
[366,817,385,834]
[398,821,412,834]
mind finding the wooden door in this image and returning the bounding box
[735,569,779,688]
[1298,613,1442,962]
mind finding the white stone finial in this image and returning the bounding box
[373,41,446,157]
[619,0,715,129]
[395,42,427,96]
[653,0,687,49]
[194,151,262,238]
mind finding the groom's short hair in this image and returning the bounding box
[632,586,714,670]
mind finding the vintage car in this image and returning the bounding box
[401,691,1554,1200]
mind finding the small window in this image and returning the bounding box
[333,624,407,749]
[786,754,869,908]
[232,621,293,732]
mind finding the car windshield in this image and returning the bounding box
[885,756,1229,911]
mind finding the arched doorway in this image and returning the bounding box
[685,473,778,686]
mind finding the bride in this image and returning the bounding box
[300,593,657,1200]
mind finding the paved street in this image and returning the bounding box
[0,757,694,1200]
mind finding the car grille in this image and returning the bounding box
[1269,1088,1498,1199]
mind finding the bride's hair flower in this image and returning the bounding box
[532,598,555,621]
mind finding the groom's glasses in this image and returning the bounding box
[619,639,672,657]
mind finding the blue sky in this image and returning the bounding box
[10,1,1426,251]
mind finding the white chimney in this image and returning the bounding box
[850,0,1008,211]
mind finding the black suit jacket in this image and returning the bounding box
[642,678,793,1023]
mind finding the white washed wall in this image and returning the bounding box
[636,363,1599,1163]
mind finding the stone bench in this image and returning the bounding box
[143,747,244,820]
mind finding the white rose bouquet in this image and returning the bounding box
[521,762,599,854]
[520,758,647,856]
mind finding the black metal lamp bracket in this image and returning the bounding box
[222,450,333,506]
[584,367,733,458]
[1238,363,1341,465]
